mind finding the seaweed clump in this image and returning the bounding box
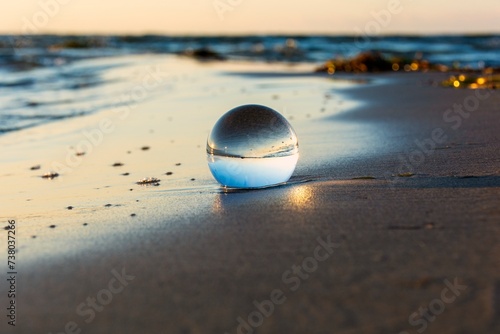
[441,70,499,90]
[315,51,435,74]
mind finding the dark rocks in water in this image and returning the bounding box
[181,48,226,61]
[49,37,108,50]
[61,40,91,49]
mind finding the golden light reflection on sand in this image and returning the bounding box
[287,185,314,208]
[211,183,315,214]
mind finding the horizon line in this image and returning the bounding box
[1,31,499,37]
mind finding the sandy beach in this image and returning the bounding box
[1,55,500,334]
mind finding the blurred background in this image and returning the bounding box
[1,0,499,134]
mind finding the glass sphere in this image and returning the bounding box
[207,104,299,188]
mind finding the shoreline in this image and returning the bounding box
[1,58,500,333]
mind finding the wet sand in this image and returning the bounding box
[1,57,500,334]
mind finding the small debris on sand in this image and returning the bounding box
[75,152,86,156]
[67,206,73,210]
[30,165,41,170]
[49,225,56,228]
[166,172,173,175]
[112,163,124,167]
[141,146,150,151]
[136,177,161,186]
[122,173,130,176]
[130,213,136,217]
[104,204,113,207]
[175,163,181,166]
[41,172,59,179]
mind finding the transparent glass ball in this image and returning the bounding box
[207,104,299,188]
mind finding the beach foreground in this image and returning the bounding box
[1,56,499,334]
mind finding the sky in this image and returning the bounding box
[1,0,499,35]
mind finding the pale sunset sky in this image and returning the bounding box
[1,0,499,35]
